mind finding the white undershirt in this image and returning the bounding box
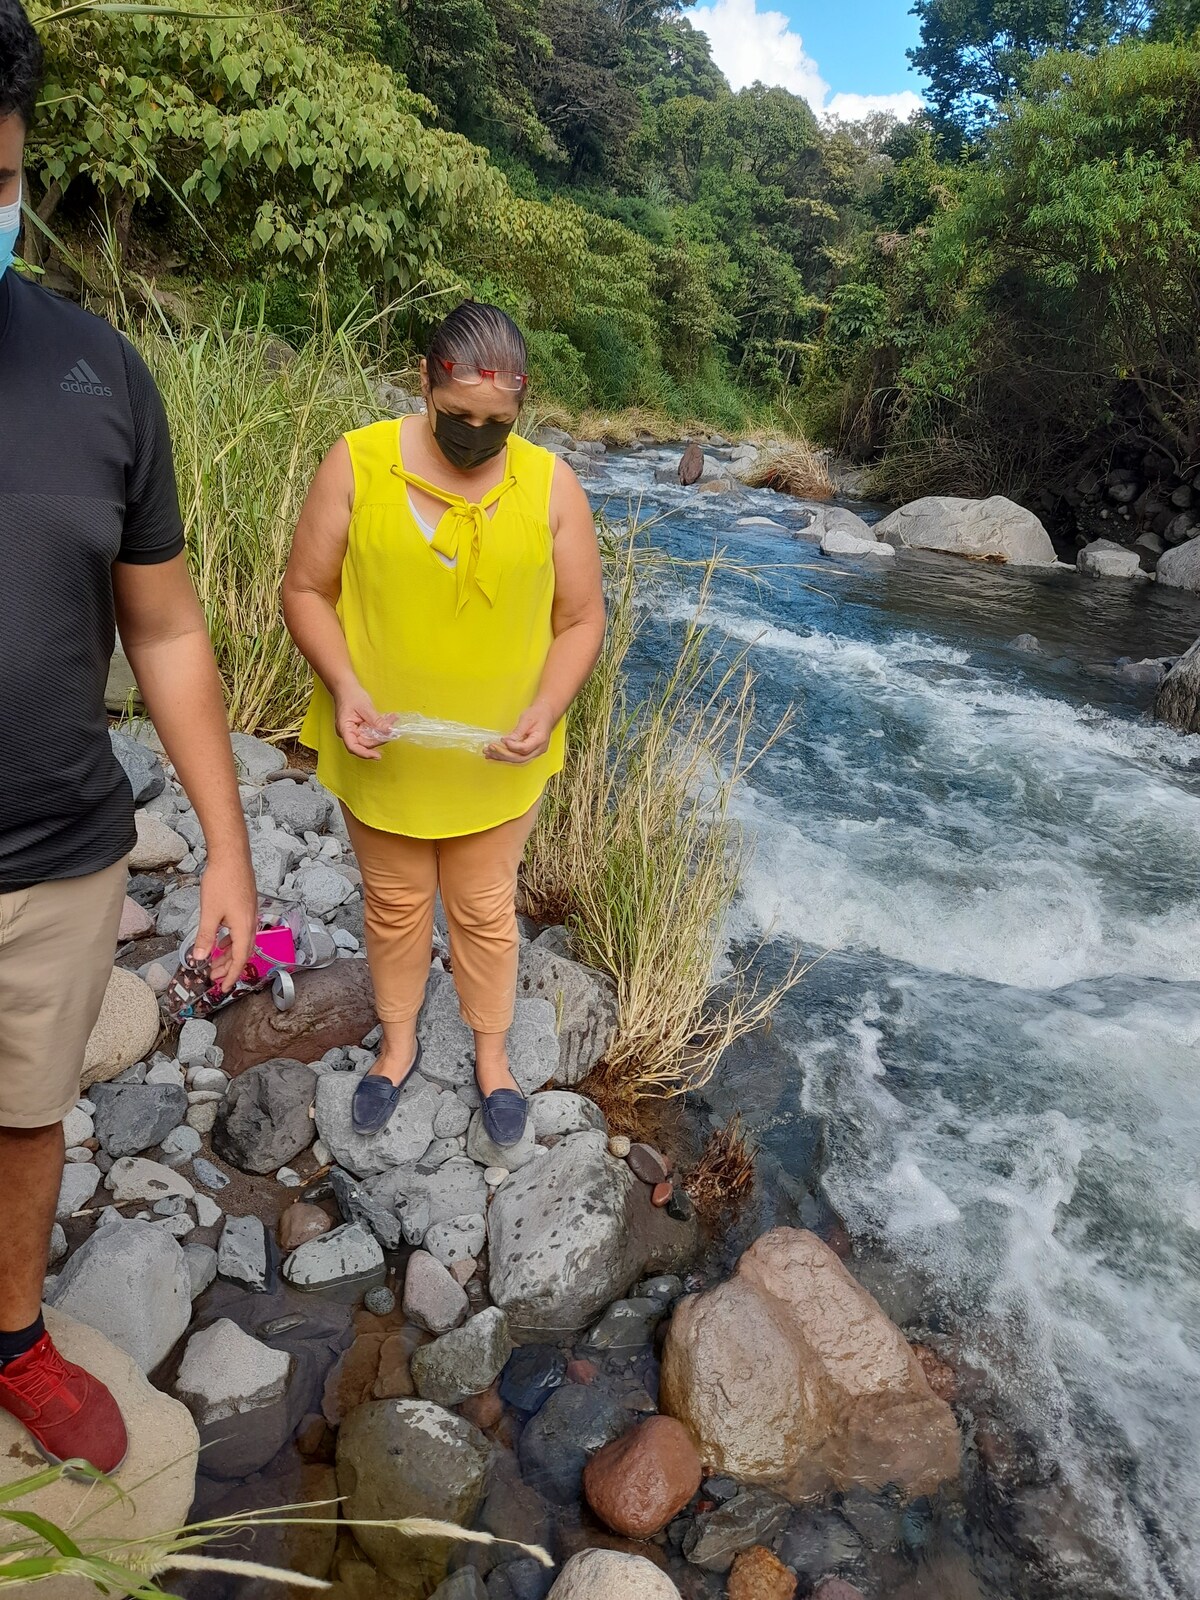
[408,492,457,569]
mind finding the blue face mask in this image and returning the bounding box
[0,185,22,278]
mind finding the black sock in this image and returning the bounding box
[0,1314,45,1366]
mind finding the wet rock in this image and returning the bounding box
[411,1307,513,1406]
[46,1220,191,1372]
[683,1489,791,1572]
[284,1222,383,1288]
[365,1285,397,1316]
[218,1214,269,1291]
[659,1228,960,1500]
[585,1297,663,1351]
[627,1143,670,1184]
[1149,536,1200,592]
[1154,635,1200,736]
[774,1508,867,1590]
[516,946,618,1085]
[404,1249,469,1334]
[583,1415,702,1538]
[213,1058,317,1174]
[1077,538,1142,578]
[875,496,1056,566]
[546,1550,681,1598]
[278,1201,332,1255]
[728,1547,797,1600]
[82,968,161,1089]
[488,1557,555,1600]
[110,729,165,803]
[91,1082,187,1158]
[315,1071,441,1178]
[517,1382,628,1504]
[336,1399,493,1593]
[500,1344,567,1414]
[810,1582,866,1600]
[911,1343,957,1404]
[215,960,377,1076]
[175,1317,291,1427]
[1010,633,1043,654]
[420,972,559,1094]
[821,528,895,560]
[467,1106,537,1171]
[529,1091,606,1139]
[431,1575,488,1600]
[489,1130,697,1341]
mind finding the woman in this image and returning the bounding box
[283,302,605,1148]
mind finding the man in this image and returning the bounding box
[0,0,256,1471]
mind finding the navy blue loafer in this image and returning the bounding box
[480,1087,528,1147]
[352,1044,422,1135]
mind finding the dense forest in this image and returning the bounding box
[21,0,1200,512]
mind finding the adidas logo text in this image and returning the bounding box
[60,358,112,397]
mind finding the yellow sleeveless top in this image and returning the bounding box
[299,419,565,838]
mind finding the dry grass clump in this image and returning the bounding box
[683,1114,757,1218]
[522,520,809,1098]
[745,438,835,500]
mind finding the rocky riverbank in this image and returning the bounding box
[9,726,984,1600]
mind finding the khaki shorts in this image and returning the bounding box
[0,859,128,1128]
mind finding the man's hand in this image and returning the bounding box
[335,683,391,760]
[193,848,258,992]
[486,701,556,765]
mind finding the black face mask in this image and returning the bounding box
[431,401,513,471]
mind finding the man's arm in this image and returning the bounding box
[114,555,256,988]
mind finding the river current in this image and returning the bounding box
[587,446,1200,1600]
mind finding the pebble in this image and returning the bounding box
[627,1143,670,1185]
[218,1214,269,1291]
[484,1166,509,1186]
[152,1195,187,1217]
[187,1066,229,1094]
[449,1257,476,1286]
[178,1018,218,1065]
[499,1343,567,1414]
[154,1214,196,1239]
[161,1125,202,1162]
[277,1167,303,1187]
[608,1135,631,1159]
[48,1224,67,1266]
[192,1157,230,1191]
[403,1249,469,1334]
[651,1181,672,1208]
[184,1243,218,1299]
[142,961,172,997]
[146,1059,185,1089]
[64,1146,94,1164]
[424,1213,485,1266]
[364,1286,396,1316]
[186,1103,219,1135]
[62,1107,95,1147]
[194,1195,223,1229]
[279,1203,333,1253]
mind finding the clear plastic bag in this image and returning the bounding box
[362,712,504,752]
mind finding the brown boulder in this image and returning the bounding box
[659,1227,960,1500]
[678,441,704,486]
[583,1415,702,1538]
[729,1546,797,1600]
[215,960,376,1076]
[279,1202,333,1253]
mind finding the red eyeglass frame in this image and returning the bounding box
[436,357,528,390]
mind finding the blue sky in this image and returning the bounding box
[690,0,929,120]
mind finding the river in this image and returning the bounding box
[587,445,1200,1600]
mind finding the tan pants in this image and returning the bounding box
[0,859,127,1127]
[343,803,540,1034]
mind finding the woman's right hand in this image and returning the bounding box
[335,684,391,760]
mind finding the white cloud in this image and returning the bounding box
[691,0,924,123]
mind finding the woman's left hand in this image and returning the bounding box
[487,701,556,764]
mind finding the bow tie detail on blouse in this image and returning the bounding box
[391,464,516,614]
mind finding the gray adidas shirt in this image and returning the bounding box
[0,269,184,891]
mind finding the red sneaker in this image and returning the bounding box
[0,1332,128,1473]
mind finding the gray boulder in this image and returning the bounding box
[530,1090,606,1139]
[875,495,1056,566]
[175,1318,291,1427]
[91,1083,188,1158]
[336,1400,493,1593]
[229,732,286,784]
[106,1156,195,1204]
[517,1382,628,1504]
[314,1071,441,1178]
[110,730,165,804]
[420,972,558,1094]
[47,1220,191,1372]
[217,1214,269,1291]
[410,1308,513,1406]
[1077,539,1142,578]
[283,1222,383,1288]
[1155,539,1200,593]
[1154,636,1200,735]
[262,781,331,836]
[516,945,618,1085]
[488,1129,697,1340]
[213,1059,317,1174]
[156,884,202,940]
[295,862,355,916]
